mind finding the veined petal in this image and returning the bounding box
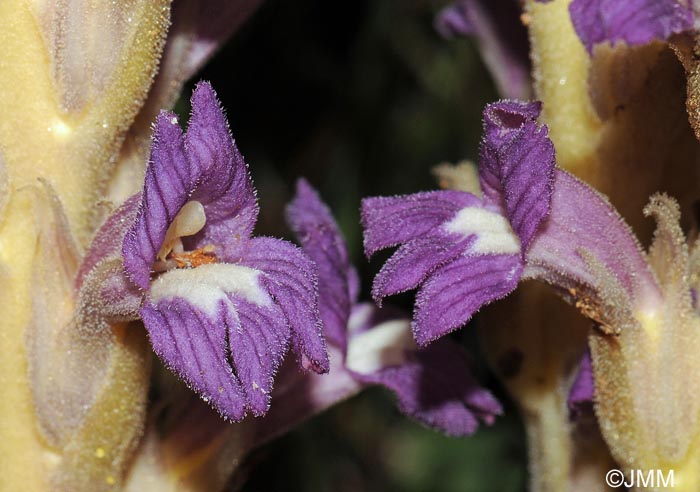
[286,179,352,348]
[479,100,555,251]
[225,299,290,415]
[414,254,523,345]
[361,190,480,256]
[186,81,258,247]
[123,82,258,289]
[143,263,283,420]
[524,169,661,309]
[239,237,330,373]
[123,111,191,289]
[569,0,693,54]
[346,306,502,436]
[371,233,473,302]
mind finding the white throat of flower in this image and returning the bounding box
[444,206,520,255]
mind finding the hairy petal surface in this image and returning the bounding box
[142,262,288,420]
[361,191,480,256]
[568,350,594,417]
[123,82,258,289]
[524,170,661,308]
[185,82,258,246]
[286,179,352,348]
[239,237,329,373]
[414,254,523,345]
[569,0,693,54]
[346,305,502,435]
[371,234,472,302]
[479,100,555,250]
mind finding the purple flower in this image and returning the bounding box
[568,351,594,418]
[121,82,329,421]
[285,179,502,436]
[564,0,694,53]
[362,100,554,346]
[435,0,532,99]
[362,99,662,347]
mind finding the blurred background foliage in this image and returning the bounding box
[179,0,528,490]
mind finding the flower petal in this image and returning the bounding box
[238,237,330,373]
[226,299,290,415]
[524,169,661,307]
[361,190,480,257]
[142,297,247,420]
[143,263,284,420]
[346,307,502,436]
[569,0,693,54]
[123,82,258,289]
[286,179,352,348]
[414,254,523,345]
[185,81,259,247]
[122,111,191,289]
[371,233,473,303]
[479,100,555,251]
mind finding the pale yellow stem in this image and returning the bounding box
[522,391,571,492]
[0,2,171,491]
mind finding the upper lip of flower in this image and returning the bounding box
[119,82,329,421]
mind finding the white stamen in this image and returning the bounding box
[158,200,207,261]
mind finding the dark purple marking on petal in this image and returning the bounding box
[360,346,502,435]
[569,0,693,54]
[286,179,352,349]
[524,169,661,306]
[361,190,481,257]
[371,233,474,303]
[479,100,555,251]
[568,350,594,419]
[123,112,191,290]
[414,254,523,346]
[186,82,259,247]
[239,237,330,374]
[142,297,248,420]
[123,82,259,289]
[226,299,290,416]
